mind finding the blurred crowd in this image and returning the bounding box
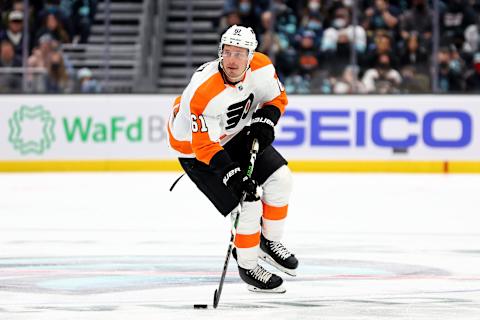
[0,0,99,93]
[2,0,480,95]
[220,0,480,94]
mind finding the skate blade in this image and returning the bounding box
[259,251,297,277]
[247,285,286,294]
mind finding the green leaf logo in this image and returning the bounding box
[9,105,56,155]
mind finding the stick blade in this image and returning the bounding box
[213,289,219,308]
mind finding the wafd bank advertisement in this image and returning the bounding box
[0,95,173,160]
[0,95,479,168]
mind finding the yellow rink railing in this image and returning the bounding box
[1,160,479,173]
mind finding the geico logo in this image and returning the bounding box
[275,110,472,148]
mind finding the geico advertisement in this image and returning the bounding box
[274,95,480,160]
[0,95,479,161]
[0,95,175,160]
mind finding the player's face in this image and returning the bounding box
[222,45,249,81]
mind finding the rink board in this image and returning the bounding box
[0,94,479,173]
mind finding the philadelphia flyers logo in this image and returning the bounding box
[225,93,254,130]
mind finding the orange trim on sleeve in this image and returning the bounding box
[263,89,288,114]
[250,52,272,71]
[167,121,193,155]
[262,203,288,220]
[190,72,226,164]
[235,231,261,248]
[167,96,193,154]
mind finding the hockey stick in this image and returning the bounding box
[213,138,259,309]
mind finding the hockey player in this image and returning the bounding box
[167,25,298,292]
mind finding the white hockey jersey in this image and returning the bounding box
[167,52,287,165]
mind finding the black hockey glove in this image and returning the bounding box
[210,150,259,202]
[221,163,259,202]
[247,105,281,154]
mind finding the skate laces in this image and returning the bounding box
[249,265,272,283]
[269,241,292,260]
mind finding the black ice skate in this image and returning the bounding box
[238,264,286,293]
[259,234,298,276]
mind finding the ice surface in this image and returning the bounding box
[0,172,479,319]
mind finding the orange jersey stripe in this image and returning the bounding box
[235,231,261,248]
[262,203,288,220]
[168,96,193,154]
[167,121,193,154]
[263,89,287,114]
[250,52,272,71]
[190,72,226,164]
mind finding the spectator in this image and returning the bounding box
[296,29,320,74]
[323,29,351,77]
[219,9,242,35]
[0,39,22,92]
[361,53,402,93]
[400,0,433,39]
[440,0,476,50]
[10,0,41,35]
[273,0,299,79]
[449,45,466,74]
[37,1,73,39]
[362,32,399,69]
[399,65,430,93]
[274,0,298,41]
[333,65,367,93]
[26,46,47,92]
[26,33,75,93]
[237,0,256,26]
[69,0,98,43]
[0,38,21,66]
[399,31,429,74]
[220,0,270,35]
[35,12,70,46]
[257,11,281,56]
[223,0,237,14]
[465,52,480,91]
[363,0,400,39]
[306,0,321,14]
[284,73,311,93]
[76,67,101,93]
[462,16,480,53]
[436,47,464,92]
[222,0,265,34]
[299,0,328,28]
[322,6,366,54]
[29,33,55,70]
[45,50,70,93]
[0,10,25,58]
[296,12,322,63]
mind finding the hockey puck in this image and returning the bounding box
[193,304,208,309]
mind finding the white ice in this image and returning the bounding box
[0,172,480,319]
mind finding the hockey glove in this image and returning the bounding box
[210,150,259,202]
[247,105,281,154]
[221,163,259,202]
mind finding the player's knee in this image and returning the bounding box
[261,165,293,206]
[236,200,262,234]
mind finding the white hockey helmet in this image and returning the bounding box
[218,25,258,62]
